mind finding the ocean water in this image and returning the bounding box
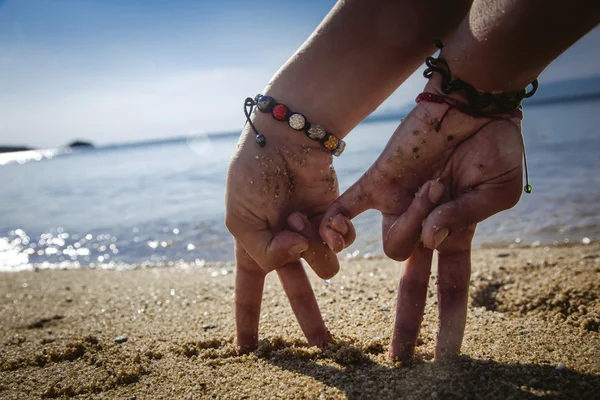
[1,99,599,271]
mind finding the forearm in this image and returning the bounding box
[261,0,472,138]
[443,0,600,92]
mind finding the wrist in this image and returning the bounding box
[247,111,320,149]
[245,94,347,156]
[262,86,352,140]
[441,42,541,94]
[421,47,536,116]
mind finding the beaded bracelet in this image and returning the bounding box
[243,94,346,156]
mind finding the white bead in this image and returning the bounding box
[288,113,306,130]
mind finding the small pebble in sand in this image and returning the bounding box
[556,363,566,371]
[65,297,72,303]
[202,323,217,330]
[114,336,128,344]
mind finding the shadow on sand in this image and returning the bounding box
[257,339,599,399]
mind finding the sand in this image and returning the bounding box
[1,243,599,399]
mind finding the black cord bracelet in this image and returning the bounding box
[243,94,346,156]
[421,40,537,194]
[424,40,538,113]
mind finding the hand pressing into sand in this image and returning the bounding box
[314,75,525,359]
[226,116,341,351]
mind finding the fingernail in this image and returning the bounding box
[330,215,348,235]
[428,182,444,204]
[433,228,449,249]
[288,214,305,232]
[289,241,308,255]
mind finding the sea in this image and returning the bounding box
[1,99,599,271]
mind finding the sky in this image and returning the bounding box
[0,0,599,148]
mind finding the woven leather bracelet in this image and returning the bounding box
[424,40,538,113]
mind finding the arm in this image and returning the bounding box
[319,0,600,360]
[443,0,600,92]
[257,0,474,138]
[227,0,474,351]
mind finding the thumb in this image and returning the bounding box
[287,212,340,279]
[319,170,376,253]
[383,179,445,261]
[234,224,310,273]
[422,179,521,250]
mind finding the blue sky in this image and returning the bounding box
[0,0,599,148]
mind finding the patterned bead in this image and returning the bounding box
[332,139,346,157]
[272,104,289,121]
[256,96,275,113]
[322,133,339,151]
[307,124,326,140]
[288,113,306,130]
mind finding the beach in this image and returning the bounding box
[1,243,598,399]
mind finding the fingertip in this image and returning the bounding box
[287,212,308,232]
[422,225,449,250]
[330,214,349,235]
[326,230,345,253]
[315,261,340,279]
[428,180,445,204]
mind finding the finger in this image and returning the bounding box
[234,241,267,352]
[383,180,445,261]
[233,222,310,273]
[389,244,433,361]
[277,261,332,348]
[319,168,378,252]
[287,213,340,279]
[435,247,471,359]
[422,173,521,250]
[329,214,357,250]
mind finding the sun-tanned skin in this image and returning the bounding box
[225,0,473,351]
[226,0,600,356]
[317,0,600,359]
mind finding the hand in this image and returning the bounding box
[225,114,340,350]
[318,77,525,359]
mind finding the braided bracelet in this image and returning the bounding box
[424,40,538,113]
[419,40,536,194]
[243,94,346,156]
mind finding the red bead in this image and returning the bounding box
[272,104,289,121]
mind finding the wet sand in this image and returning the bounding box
[1,243,599,399]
